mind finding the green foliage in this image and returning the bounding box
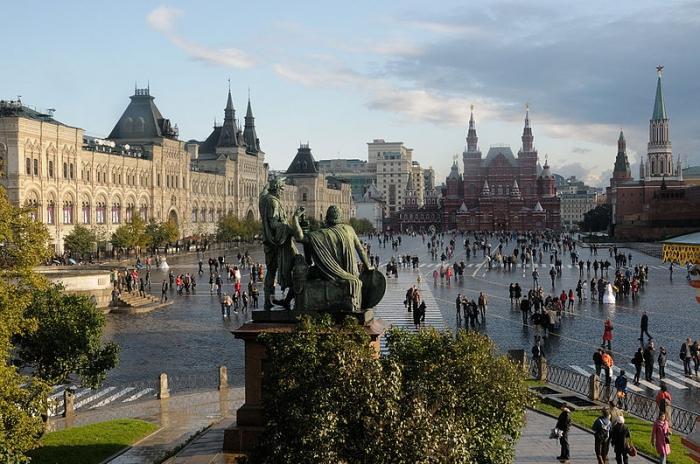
[145,219,179,251]
[0,187,52,462]
[217,213,261,241]
[252,318,531,464]
[348,217,375,235]
[26,419,158,464]
[0,187,120,462]
[15,284,120,388]
[110,217,149,250]
[386,328,533,464]
[63,224,97,258]
[581,204,611,232]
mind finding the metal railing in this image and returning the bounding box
[538,363,699,435]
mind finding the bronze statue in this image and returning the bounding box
[291,205,383,312]
[259,177,297,309]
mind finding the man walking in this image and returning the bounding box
[592,407,612,464]
[644,341,656,382]
[593,348,604,378]
[555,405,572,462]
[532,268,539,289]
[681,338,692,376]
[639,311,652,344]
[478,292,488,321]
[160,279,168,303]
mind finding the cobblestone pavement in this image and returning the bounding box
[514,409,654,463]
[96,235,700,416]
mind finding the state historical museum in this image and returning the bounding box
[440,107,561,231]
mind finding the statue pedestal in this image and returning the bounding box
[223,317,387,454]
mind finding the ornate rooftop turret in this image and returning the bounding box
[466,105,478,152]
[613,130,631,181]
[521,103,534,152]
[480,179,491,196]
[217,88,239,148]
[511,179,521,197]
[243,97,260,155]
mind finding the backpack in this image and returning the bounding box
[593,417,610,441]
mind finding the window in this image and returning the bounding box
[192,208,198,223]
[47,201,55,224]
[69,163,74,179]
[157,173,161,187]
[62,202,73,224]
[82,202,90,224]
[125,204,134,223]
[63,162,68,178]
[111,203,121,224]
[26,158,31,175]
[33,159,38,176]
[302,192,308,202]
[96,203,106,224]
[140,205,148,220]
[48,160,54,178]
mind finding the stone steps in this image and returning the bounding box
[114,292,161,307]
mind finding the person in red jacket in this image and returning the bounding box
[602,318,613,350]
[568,289,575,309]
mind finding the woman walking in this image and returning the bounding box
[651,412,671,464]
[555,405,572,462]
[632,347,644,385]
[602,318,614,350]
[610,415,631,464]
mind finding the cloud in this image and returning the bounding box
[572,147,591,154]
[550,161,612,188]
[147,6,254,69]
[274,63,505,126]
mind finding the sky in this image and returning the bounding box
[2,0,700,187]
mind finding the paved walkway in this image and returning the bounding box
[49,387,244,464]
[515,409,654,463]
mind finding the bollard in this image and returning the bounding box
[63,389,75,418]
[158,373,170,399]
[537,357,548,381]
[588,374,600,401]
[219,366,228,390]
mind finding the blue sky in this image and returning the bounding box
[2,0,700,186]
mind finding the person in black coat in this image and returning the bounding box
[556,405,572,462]
[610,415,631,464]
[632,348,644,385]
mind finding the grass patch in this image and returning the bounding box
[27,419,159,464]
[532,399,693,464]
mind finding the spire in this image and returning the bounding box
[218,88,239,148]
[448,159,460,180]
[466,104,478,152]
[480,179,490,196]
[652,66,668,120]
[521,103,534,152]
[243,96,260,154]
[613,130,631,180]
[511,179,521,197]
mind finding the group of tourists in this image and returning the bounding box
[403,285,426,329]
[555,404,672,463]
[454,292,488,328]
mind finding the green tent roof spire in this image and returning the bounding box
[652,66,667,120]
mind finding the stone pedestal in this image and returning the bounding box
[223,317,386,453]
[588,374,601,401]
[683,418,700,462]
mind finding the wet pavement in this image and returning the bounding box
[99,236,700,414]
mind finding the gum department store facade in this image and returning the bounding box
[0,87,352,253]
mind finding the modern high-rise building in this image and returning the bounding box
[367,139,424,212]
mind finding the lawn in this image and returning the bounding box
[27,419,159,464]
[533,399,693,464]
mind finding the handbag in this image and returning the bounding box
[549,427,563,439]
[665,432,671,444]
[627,444,637,457]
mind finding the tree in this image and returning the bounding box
[63,224,97,259]
[0,187,51,461]
[581,204,612,232]
[217,214,260,242]
[348,217,375,235]
[385,328,532,463]
[15,284,120,388]
[0,187,120,461]
[110,217,148,251]
[252,317,531,464]
[144,219,178,252]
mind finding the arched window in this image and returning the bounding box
[62,201,73,224]
[82,201,90,224]
[140,203,148,220]
[33,159,38,176]
[111,202,121,224]
[48,160,54,178]
[63,162,68,178]
[96,202,106,224]
[125,203,134,223]
[192,208,198,223]
[47,200,55,224]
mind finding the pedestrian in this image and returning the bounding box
[455,294,462,325]
[478,292,487,321]
[639,311,652,344]
[632,347,643,385]
[681,338,692,376]
[414,299,426,330]
[602,351,614,387]
[592,407,612,464]
[242,291,249,311]
[644,341,655,382]
[139,278,146,297]
[658,346,667,380]
[651,412,671,464]
[555,405,571,462]
[602,318,613,350]
[614,370,628,408]
[520,297,530,324]
[656,385,672,421]
[567,288,575,309]
[160,279,168,302]
[532,269,539,288]
[692,340,700,376]
[610,415,631,464]
[593,348,604,377]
